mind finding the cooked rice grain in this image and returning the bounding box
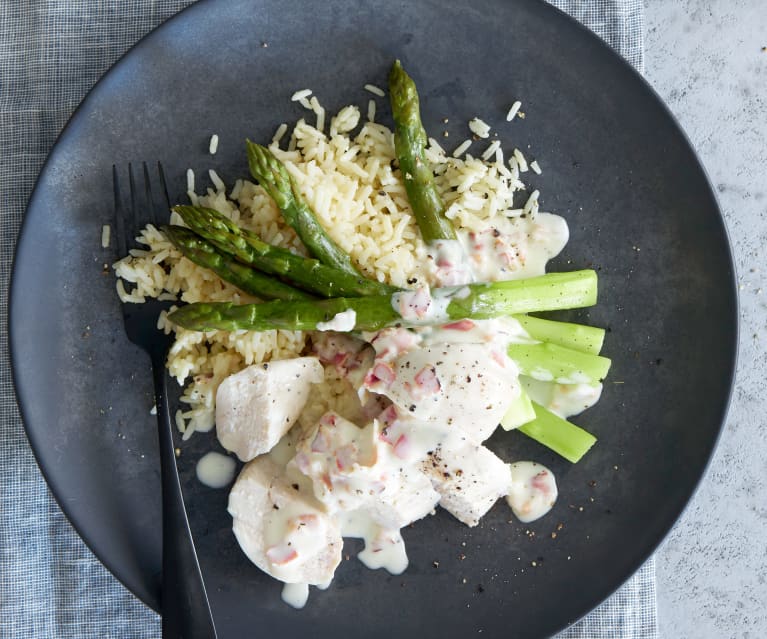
[364,84,385,97]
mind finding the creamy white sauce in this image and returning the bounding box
[460,213,569,282]
[316,309,357,332]
[390,287,451,324]
[521,376,603,418]
[340,510,409,574]
[506,461,558,522]
[281,582,309,609]
[261,494,332,583]
[428,238,474,286]
[358,530,408,574]
[426,213,568,287]
[416,317,533,349]
[195,451,237,488]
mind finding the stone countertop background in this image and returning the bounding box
[644,1,766,637]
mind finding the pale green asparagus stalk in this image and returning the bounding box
[513,315,606,355]
[517,403,597,463]
[506,342,611,384]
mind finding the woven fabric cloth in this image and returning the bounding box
[0,1,652,637]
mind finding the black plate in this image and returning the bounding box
[9,0,737,637]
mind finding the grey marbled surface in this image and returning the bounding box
[645,1,767,637]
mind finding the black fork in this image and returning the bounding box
[113,163,218,639]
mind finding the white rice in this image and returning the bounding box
[291,89,312,102]
[427,137,445,156]
[481,140,500,161]
[115,93,539,436]
[469,117,491,138]
[209,169,225,192]
[452,139,472,158]
[364,84,385,97]
[272,123,288,146]
[309,96,325,133]
[506,101,522,122]
[186,168,197,204]
[209,134,219,155]
[367,99,376,123]
[523,189,540,216]
[513,147,529,172]
[101,225,111,248]
[530,160,542,175]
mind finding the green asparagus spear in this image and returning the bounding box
[167,270,598,332]
[173,205,397,298]
[161,225,312,302]
[506,342,612,384]
[517,402,597,463]
[500,388,536,431]
[513,315,606,355]
[246,141,361,275]
[388,60,456,243]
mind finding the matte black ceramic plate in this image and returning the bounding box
[10,0,737,637]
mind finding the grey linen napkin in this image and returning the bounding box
[0,1,653,637]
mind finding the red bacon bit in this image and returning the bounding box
[332,352,349,367]
[335,443,358,471]
[491,350,509,368]
[399,288,432,319]
[531,470,552,494]
[296,514,319,527]
[367,362,396,387]
[311,428,331,453]
[320,413,338,427]
[414,366,441,395]
[393,434,412,459]
[378,404,399,426]
[443,319,475,331]
[393,328,419,351]
[266,544,298,565]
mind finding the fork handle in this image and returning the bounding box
[151,346,218,639]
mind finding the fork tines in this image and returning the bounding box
[112,161,172,255]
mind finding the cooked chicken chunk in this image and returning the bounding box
[228,456,342,586]
[420,442,512,527]
[216,357,324,461]
[292,412,439,529]
[363,341,519,444]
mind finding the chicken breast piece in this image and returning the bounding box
[363,341,519,444]
[216,357,324,461]
[228,456,342,586]
[420,442,512,527]
[292,412,439,529]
